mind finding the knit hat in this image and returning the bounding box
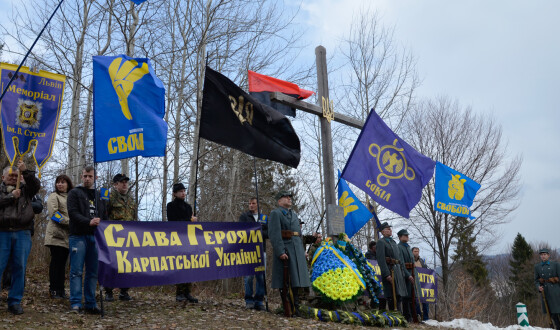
[173,183,186,193]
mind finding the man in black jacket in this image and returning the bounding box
[0,160,40,315]
[238,197,267,310]
[67,166,108,314]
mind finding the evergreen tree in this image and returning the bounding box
[509,233,535,304]
[452,217,489,286]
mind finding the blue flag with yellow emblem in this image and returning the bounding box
[93,55,167,163]
[51,211,64,223]
[100,187,110,201]
[434,162,480,219]
[338,171,373,239]
[341,110,436,218]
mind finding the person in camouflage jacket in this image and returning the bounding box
[105,173,137,302]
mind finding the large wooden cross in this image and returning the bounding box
[270,46,369,236]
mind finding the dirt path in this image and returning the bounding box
[1,268,441,329]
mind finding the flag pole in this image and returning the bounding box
[92,162,105,317]
[192,55,208,216]
[306,177,340,253]
[252,157,269,312]
[0,0,65,104]
[192,130,201,216]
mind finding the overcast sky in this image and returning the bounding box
[293,0,560,254]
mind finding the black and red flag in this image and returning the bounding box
[248,70,314,117]
[200,67,300,168]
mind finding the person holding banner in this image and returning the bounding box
[67,166,108,314]
[375,222,407,313]
[397,229,416,322]
[238,197,267,311]
[0,160,41,315]
[166,183,198,303]
[104,173,136,302]
[412,247,430,321]
[45,174,73,299]
[268,190,311,313]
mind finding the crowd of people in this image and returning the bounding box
[0,164,558,328]
[0,164,201,315]
[238,191,432,322]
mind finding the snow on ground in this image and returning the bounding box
[424,318,550,330]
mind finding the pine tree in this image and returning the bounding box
[509,233,535,304]
[452,217,489,286]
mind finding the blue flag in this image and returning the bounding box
[51,211,64,223]
[100,187,110,201]
[93,55,167,163]
[341,110,436,218]
[434,162,480,218]
[130,0,147,4]
[338,171,373,238]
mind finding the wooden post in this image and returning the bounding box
[315,46,337,235]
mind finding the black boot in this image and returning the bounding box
[105,290,115,302]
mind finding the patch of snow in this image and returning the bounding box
[424,318,549,330]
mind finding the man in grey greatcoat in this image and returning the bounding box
[375,222,408,312]
[397,229,415,322]
[268,190,310,309]
[535,248,560,329]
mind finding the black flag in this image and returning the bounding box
[200,67,301,168]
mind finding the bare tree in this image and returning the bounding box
[402,96,522,290]
[339,6,419,127]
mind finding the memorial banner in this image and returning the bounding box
[95,221,264,288]
[0,63,66,176]
[415,267,437,303]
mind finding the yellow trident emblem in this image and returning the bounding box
[322,96,334,123]
[369,138,415,187]
[108,58,149,120]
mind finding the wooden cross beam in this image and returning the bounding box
[269,46,365,236]
[269,92,364,130]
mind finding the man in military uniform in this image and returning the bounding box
[375,222,409,312]
[535,248,560,329]
[105,173,137,302]
[397,229,416,322]
[268,190,311,313]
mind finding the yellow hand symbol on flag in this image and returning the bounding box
[339,191,359,217]
[108,58,149,120]
[448,174,467,200]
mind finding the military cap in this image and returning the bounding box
[275,190,292,200]
[113,173,130,183]
[172,182,186,193]
[539,248,550,254]
[397,229,410,237]
[378,222,392,231]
